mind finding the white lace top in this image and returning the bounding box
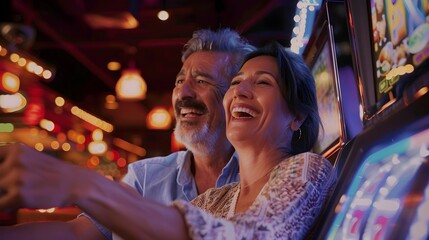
[172,152,336,239]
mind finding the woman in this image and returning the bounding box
[0,42,335,239]
[171,41,336,239]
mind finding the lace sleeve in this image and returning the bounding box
[172,152,335,240]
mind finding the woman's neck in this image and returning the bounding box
[233,146,290,214]
[236,146,289,183]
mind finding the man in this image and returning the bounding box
[0,28,255,239]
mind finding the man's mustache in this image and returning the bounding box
[175,99,207,115]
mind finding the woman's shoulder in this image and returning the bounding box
[278,152,333,171]
[275,152,335,185]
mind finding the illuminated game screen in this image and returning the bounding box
[370,0,429,101]
[327,127,429,240]
[312,40,342,154]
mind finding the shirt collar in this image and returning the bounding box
[216,151,240,187]
[176,150,240,198]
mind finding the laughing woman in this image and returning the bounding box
[173,41,336,239]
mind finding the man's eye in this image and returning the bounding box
[196,79,207,84]
[175,79,184,86]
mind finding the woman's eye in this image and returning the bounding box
[230,79,240,86]
[257,80,270,85]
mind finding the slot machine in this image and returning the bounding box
[313,0,429,239]
[303,0,362,165]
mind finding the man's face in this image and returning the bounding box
[172,51,232,151]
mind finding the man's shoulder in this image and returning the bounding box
[128,150,190,170]
[122,150,196,202]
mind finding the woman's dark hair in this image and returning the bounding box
[242,41,320,154]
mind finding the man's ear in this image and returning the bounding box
[290,113,307,131]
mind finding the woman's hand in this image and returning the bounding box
[0,143,82,210]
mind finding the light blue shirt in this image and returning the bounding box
[82,150,240,239]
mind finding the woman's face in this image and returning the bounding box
[223,56,296,149]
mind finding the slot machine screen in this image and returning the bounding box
[346,0,429,125]
[303,2,345,157]
[311,38,342,154]
[370,0,429,103]
[326,127,429,240]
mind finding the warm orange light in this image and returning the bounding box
[105,94,118,110]
[77,135,86,144]
[84,12,138,29]
[87,156,100,168]
[57,132,67,142]
[112,138,146,157]
[34,65,43,75]
[62,142,71,151]
[51,141,60,150]
[106,149,119,161]
[70,106,114,132]
[146,107,172,130]
[9,53,19,62]
[34,142,44,151]
[89,156,100,166]
[40,119,55,132]
[117,157,127,168]
[37,208,56,213]
[0,92,27,113]
[107,61,121,71]
[88,141,108,155]
[42,70,53,79]
[67,129,86,144]
[17,58,27,67]
[115,69,147,100]
[0,46,7,56]
[92,129,103,141]
[55,96,65,107]
[88,129,107,155]
[1,72,20,93]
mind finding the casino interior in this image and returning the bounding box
[1,0,429,239]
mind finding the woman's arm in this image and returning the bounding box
[75,169,189,239]
[0,143,189,239]
[0,217,106,240]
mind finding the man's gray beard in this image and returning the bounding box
[174,121,221,156]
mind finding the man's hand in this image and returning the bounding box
[0,143,81,210]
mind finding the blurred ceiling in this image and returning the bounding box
[1,0,298,147]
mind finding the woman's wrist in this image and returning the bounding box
[65,165,101,207]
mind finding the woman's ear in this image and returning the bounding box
[290,113,307,131]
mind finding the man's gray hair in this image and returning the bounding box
[181,28,256,78]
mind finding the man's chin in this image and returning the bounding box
[177,118,202,127]
[175,120,205,131]
[175,129,198,143]
[175,125,207,144]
